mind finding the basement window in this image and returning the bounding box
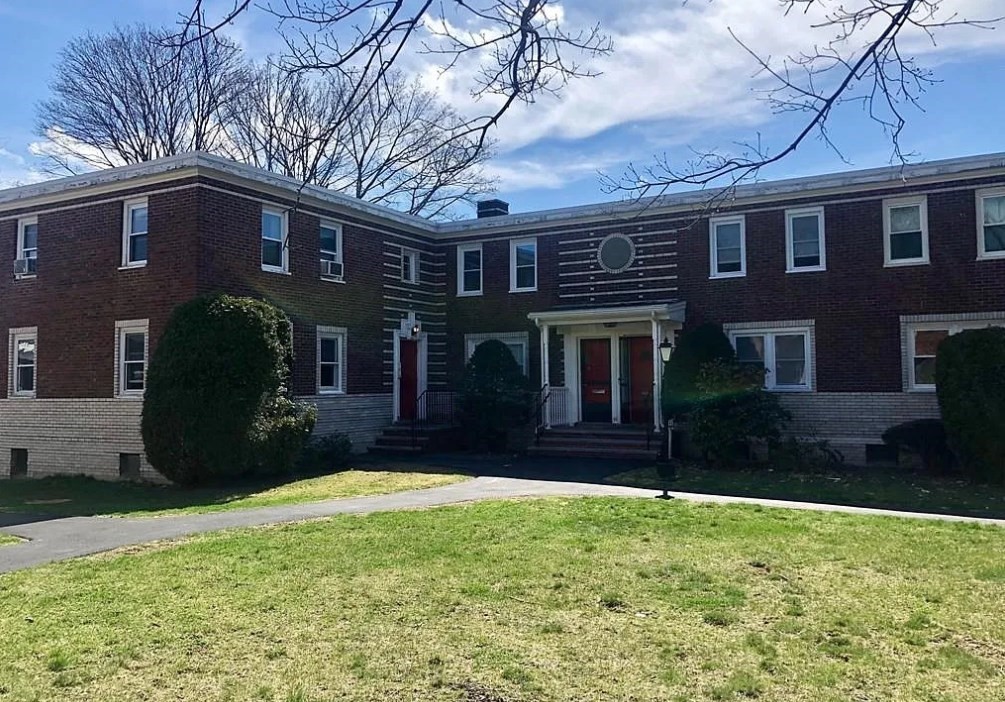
[10,448,28,478]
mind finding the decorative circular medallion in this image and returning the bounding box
[597,234,636,273]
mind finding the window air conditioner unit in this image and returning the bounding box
[13,258,35,276]
[321,259,343,279]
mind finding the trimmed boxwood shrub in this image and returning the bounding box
[141,294,317,485]
[881,419,954,474]
[661,323,736,420]
[936,327,1005,484]
[459,339,533,451]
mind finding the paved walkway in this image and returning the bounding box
[2,476,1004,574]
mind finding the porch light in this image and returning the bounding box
[411,323,421,337]
[658,337,673,364]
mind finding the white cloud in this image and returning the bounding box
[0,146,47,188]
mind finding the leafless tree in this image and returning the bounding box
[221,65,494,217]
[602,0,1005,204]
[36,25,246,174]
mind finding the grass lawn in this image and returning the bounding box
[609,464,1005,519]
[0,469,467,518]
[0,534,20,546]
[2,498,1004,701]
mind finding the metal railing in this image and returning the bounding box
[530,383,551,446]
[411,390,458,448]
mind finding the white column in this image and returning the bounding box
[651,317,661,432]
[540,323,551,428]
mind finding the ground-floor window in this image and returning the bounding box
[903,315,1005,390]
[726,324,813,391]
[116,320,149,397]
[464,332,529,375]
[317,326,347,393]
[9,328,37,398]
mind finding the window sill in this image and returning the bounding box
[262,267,291,275]
[13,274,37,281]
[509,287,538,294]
[457,290,483,297]
[709,272,746,280]
[9,393,36,400]
[785,266,826,274]
[117,393,145,400]
[883,259,929,268]
[318,389,346,395]
[321,275,346,284]
[977,252,1005,262]
[119,262,147,271]
[907,386,937,393]
[766,387,812,393]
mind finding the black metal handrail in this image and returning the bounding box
[530,383,551,446]
[411,389,458,448]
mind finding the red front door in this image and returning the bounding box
[399,339,419,420]
[625,336,654,425]
[580,338,612,423]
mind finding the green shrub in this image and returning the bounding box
[881,419,954,474]
[689,359,790,467]
[936,327,1005,483]
[300,433,353,473]
[459,339,533,451]
[141,294,317,485]
[662,323,736,420]
[771,436,845,472]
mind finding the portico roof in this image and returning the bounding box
[527,302,686,326]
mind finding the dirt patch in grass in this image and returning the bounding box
[2,498,1004,701]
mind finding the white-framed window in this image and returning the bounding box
[320,220,344,281]
[8,328,37,398]
[261,206,288,273]
[401,248,419,284]
[15,217,38,278]
[709,215,746,279]
[977,188,1005,260]
[122,199,148,267]
[510,238,537,292]
[785,207,826,272]
[115,320,148,397]
[904,318,1005,391]
[457,243,483,296]
[729,327,812,391]
[317,326,347,394]
[464,332,529,375]
[884,196,929,266]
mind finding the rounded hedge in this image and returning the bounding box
[459,339,532,451]
[141,294,317,485]
[935,327,1005,484]
[661,323,736,420]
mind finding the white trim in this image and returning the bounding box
[528,302,687,326]
[115,319,149,398]
[725,323,815,392]
[15,216,38,279]
[464,332,530,375]
[121,198,149,268]
[8,327,38,399]
[317,326,348,394]
[456,242,483,296]
[883,195,930,267]
[401,247,420,284]
[320,219,344,281]
[785,206,826,273]
[261,205,289,273]
[509,237,538,292]
[976,187,1005,261]
[709,215,746,279]
[391,315,428,422]
[901,315,1005,391]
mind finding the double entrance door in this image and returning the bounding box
[579,336,653,424]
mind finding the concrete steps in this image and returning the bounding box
[527,424,660,460]
[369,423,456,455]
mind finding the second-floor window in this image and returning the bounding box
[884,196,929,266]
[122,199,148,267]
[16,217,37,277]
[401,248,419,284]
[457,243,482,296]
[710,215,746,278]
[786,207,825,272]
[510,238,537,292]
[320,221,343,281]
[731,328,812,391]
[262,207,288,273]
[978,189,1005,260]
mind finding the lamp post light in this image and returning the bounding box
[656,336,676,499]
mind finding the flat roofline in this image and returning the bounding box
[2,151,1004,236]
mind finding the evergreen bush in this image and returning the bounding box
[459,339,533,451]
[661,323,736,420]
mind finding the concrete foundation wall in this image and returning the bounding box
[781,392,941,465]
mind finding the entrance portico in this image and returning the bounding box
[529,303,686,431]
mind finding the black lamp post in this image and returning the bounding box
[656,336,675,499]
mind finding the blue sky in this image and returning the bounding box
[1,0,1004,215]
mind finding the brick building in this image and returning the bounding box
[2,152,1004,478]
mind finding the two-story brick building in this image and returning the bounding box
[3,151,1004,479]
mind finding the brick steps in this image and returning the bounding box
[529,424,660,460]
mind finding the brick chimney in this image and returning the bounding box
[477,199,510,218]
